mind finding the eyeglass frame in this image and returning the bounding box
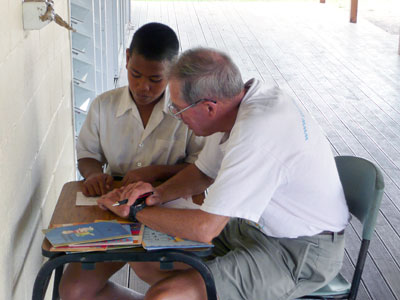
[168,98,217,119]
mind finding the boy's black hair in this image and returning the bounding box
[129,22,179,61]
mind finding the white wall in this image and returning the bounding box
[0,0,76,299]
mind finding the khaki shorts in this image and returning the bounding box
[205,218,345,300]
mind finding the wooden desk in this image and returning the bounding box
[34,181,216,300]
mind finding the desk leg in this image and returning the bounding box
[33,257,67,300]
[51,265,63,300]
[33,264,52,300]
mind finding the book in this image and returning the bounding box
[77,223,143,245]
[44,221,132,247]
[142,226,214,251]
[47,222,145,252]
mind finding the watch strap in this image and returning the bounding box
[128,202,147,222]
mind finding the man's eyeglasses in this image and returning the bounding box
[168,98,217,120]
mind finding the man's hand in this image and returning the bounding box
[121,167,158,186]
[97,181,160,219]
[82,173,113,196]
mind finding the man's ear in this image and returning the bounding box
[204,101,218,118]
[126,49,130,69]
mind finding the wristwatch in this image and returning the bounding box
[128,192,153,222]
[128,201,147,222]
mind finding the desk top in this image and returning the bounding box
[42,181,126,253]
[43,181,207,255]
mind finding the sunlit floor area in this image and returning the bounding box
[113,1,400,299]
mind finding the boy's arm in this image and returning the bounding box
[121,163,189,186]
[101,164,213,208]
[122,133,206,186]
[78,157,103,178]
[76,98,112,196]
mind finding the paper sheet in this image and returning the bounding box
[76,192,100,206]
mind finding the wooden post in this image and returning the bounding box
[350,0,358,23]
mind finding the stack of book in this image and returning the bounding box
[44,221,213,252]
[44,221,144,252]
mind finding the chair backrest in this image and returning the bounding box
[335,155,385,240]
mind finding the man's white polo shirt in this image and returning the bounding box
[196,79,349,238]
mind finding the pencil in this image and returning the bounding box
[112,192,154,207]
[112,199,128,206]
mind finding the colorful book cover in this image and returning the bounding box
[72,224,143,247]
[48,222,145,252]
[44,221,131,247]
[142,226,214,251]
[95,221,144,245]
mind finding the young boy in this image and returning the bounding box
[59,23,204,300]
[76,22,203,197]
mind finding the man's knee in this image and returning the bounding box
[144,281,172,300]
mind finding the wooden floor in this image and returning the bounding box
[114,1,400,299]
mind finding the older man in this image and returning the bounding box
[99,47,349,300]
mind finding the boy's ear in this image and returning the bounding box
[126,49,131,68]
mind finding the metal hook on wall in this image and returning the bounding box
[23,0,76,31]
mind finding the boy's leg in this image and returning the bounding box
[144,268,208,300]
[59,262,144,300]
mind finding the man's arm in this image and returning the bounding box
[98,164,220,241]
[154,164,214,204]
[141,164,223,242]
[137,206,229,243]
[78,158,113,196]
[98,189,228,243]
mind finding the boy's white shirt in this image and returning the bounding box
[77,86,205,209]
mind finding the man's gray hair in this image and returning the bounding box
[169,47,244,104]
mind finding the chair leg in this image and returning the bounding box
[348,240,370,300]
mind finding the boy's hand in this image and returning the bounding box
[82,173,113,196]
